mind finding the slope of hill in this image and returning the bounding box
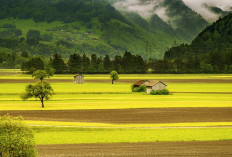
[164,13,232,73]
[165,13,232,59]
[110,0,210,42]
[161,0,209,42]
[0,0,183,59]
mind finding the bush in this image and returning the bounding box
[0,115,37,157]
[150,89,169,95]
[132,85,146,92]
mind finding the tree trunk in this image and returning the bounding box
[112,79,114,84]
[41,98,44,108]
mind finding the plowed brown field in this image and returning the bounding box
[37,141,232,157]
[1,108,232,124]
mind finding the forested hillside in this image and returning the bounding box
[0,0,229,71]
[0,0,182,63]
[164,13,232,73]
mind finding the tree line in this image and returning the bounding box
[21,51,146,74]
[20,50,232,74]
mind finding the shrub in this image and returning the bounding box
[0,115,37,157]
[132,85,146,92]
[150,89,169,95]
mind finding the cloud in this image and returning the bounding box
[182,0,232,21]
[113,0,167,20]
[112,0,232,22]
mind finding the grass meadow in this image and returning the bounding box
[1,71,232,145]
[34,127,232,145]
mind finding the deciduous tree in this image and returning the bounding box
[110,70,119,84]
[21,82,54,108]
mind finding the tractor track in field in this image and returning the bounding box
[37,141,232,157]
[1,108,232,124]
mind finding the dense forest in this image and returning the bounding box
[164,13,232,73]
[0,0,186,59]
[0,0,214,60]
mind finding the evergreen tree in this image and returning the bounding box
[68,53,82,73]
[135,55,145,73]
[122,51,133,73]
[21,57,44,73]
[103,55,111,72]
[113,55,122,73]
[91,54,98,73]
[50,53,66,74]
[82,54,91,73]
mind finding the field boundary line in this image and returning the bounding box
[29,124,232,129]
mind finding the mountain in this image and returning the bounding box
[0,0,183,59]
[164,13,232,71]
[111,0,232,41]
[161,0,209,42]
[0,0,230,60]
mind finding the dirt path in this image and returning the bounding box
[1,79,232,83]
[1,108,232,124]
[37,141,232,157]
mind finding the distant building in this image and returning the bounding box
[74,74,84,84]
[133,80,150,87]
[146,80,167,93]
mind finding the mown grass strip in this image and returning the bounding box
[33,127,232,145]
[26,121,232,128]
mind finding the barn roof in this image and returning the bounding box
[74,74,84,78]
[146,80,167,87]
[134,80,149,86]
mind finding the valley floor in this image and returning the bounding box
[1,71,232,156]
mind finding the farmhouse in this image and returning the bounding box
[146,80,167,94]
[74,74,84,84]
[133,80,150,87]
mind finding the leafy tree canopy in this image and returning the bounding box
[21,82,54,108]
[110,70,119,84]
[0,115,36,157]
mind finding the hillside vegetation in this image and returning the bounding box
[164,13,232,73]
[0,0,183,60]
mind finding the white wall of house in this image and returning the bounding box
[146,82,166,93]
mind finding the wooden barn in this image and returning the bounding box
[133,80,150,87]
[146,80,167,93]
[74,74,84,84]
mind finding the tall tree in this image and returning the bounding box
[103,55,111,72]
[122,51,133,73]
[21,57,44,73]
[21,82,54,108]
[113,55,122,73]
[81,54,91,73]
[50,53,66,74]
[91,54,98,73]
[68,53,82,73]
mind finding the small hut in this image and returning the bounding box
[146,80,167,93]
[133,80,150,87]
[74,74,84,84]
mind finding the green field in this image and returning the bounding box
[34,127,232,145]
[0,93,232,110]
[1,73,232,145]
